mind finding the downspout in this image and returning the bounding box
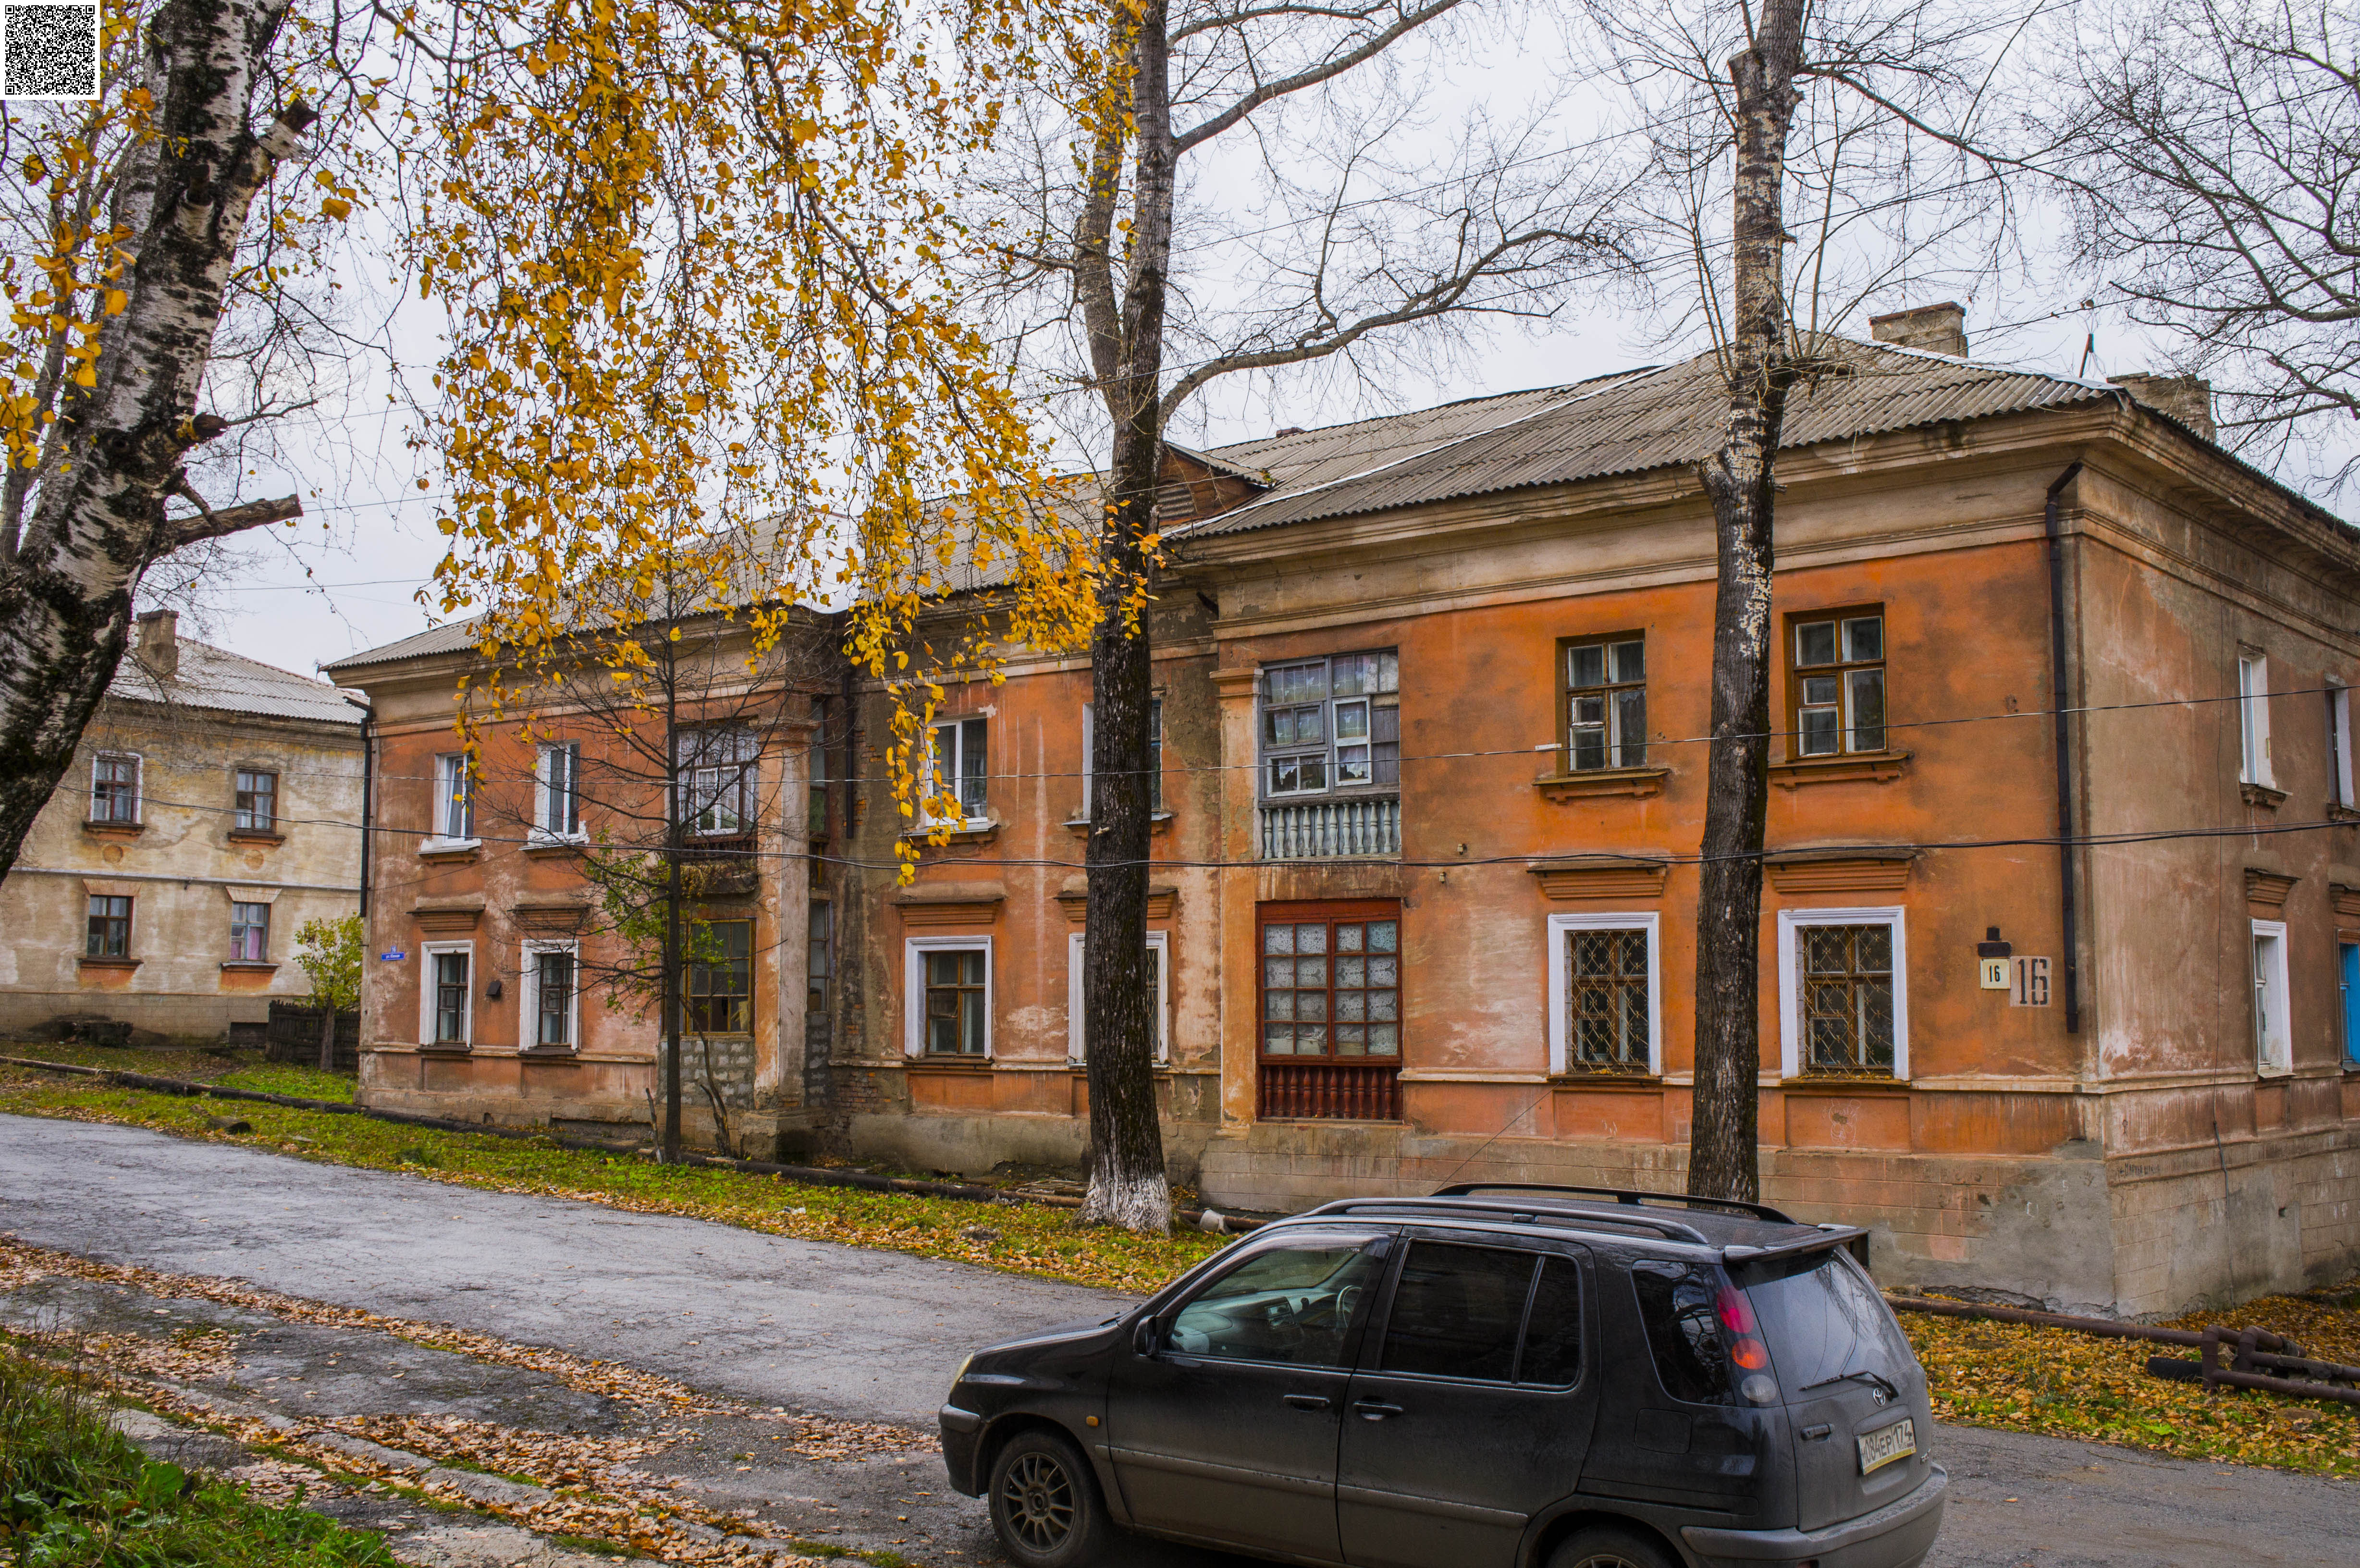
[349,695,374,920]
[2044,462,2086,1034]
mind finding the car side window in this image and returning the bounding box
[1518,1255,1584,1386]
[1380,1242,1532,1381]
[1631,1260,1734,1405]
[1166,1239,1382,1368]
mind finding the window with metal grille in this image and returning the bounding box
[923,946,988,1055]
[683,920,753,1034]
[1800,923,1895,1073]
[1260,914,1400,1060]
[229,902,269,962]
[86,895,130,957]
[90,755,138,822]
[1567,928,1649,1072]
[1790,611,1886,757]
[1259,651,1398,798]
[533,947,577,1047]
[234,770,276,832]
[1563,637,1646,771]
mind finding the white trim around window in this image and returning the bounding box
[2250,918,2292,1077]
[2237,650,2274,786]
[521,939,580,1051]
[903,935,993,1058]
[1776,906,1910,1080]
[1067,929,1170,1064]
[534,742,586,842]
[425,753,479,851]
[1545,911,1662,1077]
[419,940,475,1047]
[2330,682,2354,808]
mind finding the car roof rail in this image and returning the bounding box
[1306,1196,1713,1246]
[1429,1182,1797,1225]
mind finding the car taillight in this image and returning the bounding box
[1716,1286,1758,1335]
[1719,1285,1777,1400]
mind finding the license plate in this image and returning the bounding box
[1857,1418,1915,1475]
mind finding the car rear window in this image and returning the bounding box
[1630,1260,1734,1404]
[1736,1248,1908,1394]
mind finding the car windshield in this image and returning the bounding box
[1166,1238,1381,1366]
[1737,1248,1910,1395]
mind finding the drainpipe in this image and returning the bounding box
[350,697,374,920]
[2045,462,2086,1034]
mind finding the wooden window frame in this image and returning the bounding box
[1081,698,1164,818]
[2251,919,2291,1076]
[903,934,992,1058]
[90,753,140,824]
[1068,929,1169,1063]
[682,919,755,1036]
[922,716,989,826]
[1255,899,1403,1064]
[2237,650,2274,786]
[1557,633,1649,773]
[229,901,270,962]
[1786,606,1888,759]
[431,754,477,846]
[523,940,579,1050]
[421,941,473,1046]
[536,743,584,840]
[233,769,277,833]
[1256,652,1400,803]
[86,894,132,957]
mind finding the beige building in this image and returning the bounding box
[0,611,367,1041]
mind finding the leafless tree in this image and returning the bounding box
[982,0,1640,1232]
[1584,0,2031,1200]
[2050,0,2360,488]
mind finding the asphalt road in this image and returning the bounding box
[5,1115,2357,1568]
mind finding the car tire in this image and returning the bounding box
[986,1427,1109,1568]
[1548,1523,1680,1568]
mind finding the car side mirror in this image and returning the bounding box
[1132,1315,1160,1357]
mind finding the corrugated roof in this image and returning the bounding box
[113,639,364,726]
[320,620,480,674]
[1176,341,2119,538]
[1202,378,1631,492]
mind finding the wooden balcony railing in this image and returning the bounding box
[1258,1061,1402,1121]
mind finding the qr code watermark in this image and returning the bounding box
[1,3,100,100]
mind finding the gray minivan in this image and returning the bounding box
[938,1185,1946,1568]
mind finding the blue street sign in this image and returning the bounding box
[379,950,407,961]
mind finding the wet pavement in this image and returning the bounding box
[5,1114,2358,1568]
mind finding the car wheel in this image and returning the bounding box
[987,1427,1108,1568]
[1549,1524,1679,1568]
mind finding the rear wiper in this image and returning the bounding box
[1800,1368,1901,1400]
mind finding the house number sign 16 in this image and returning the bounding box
[1977,927,2012,990]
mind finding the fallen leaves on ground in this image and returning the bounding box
[0,1062,1226,1293]
[326,1413,678,1489]
[767,1411,936,1460]
[1896,1294,2360,1476]
[67,1326,243,1381]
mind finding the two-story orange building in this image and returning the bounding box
[332,308,2360,1314]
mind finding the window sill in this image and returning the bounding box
[1782,1074,1906,1091]
[2242,781,2288,810]
[524,835,589,858]
[1063,812,1174,837]
[2256,1062,2295,1081]
[418,1041,473,1055]
[1769,750,1912,790]
[418,839,482,862]
[82,821,145,839]
[518,1046,581,1064]
[219,961,278,972]
[908,1054,993,1070]
[2329,804,2360,825]
[1535,766,1670,801]
[907,820,998,847]
[1550,1070,1662,1088]
[226,829,285,845]
[78,956,140,972]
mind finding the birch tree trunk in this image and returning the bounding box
[0,0,308,877]
[1687,0,1807,1204]
[1080,0,1176,1233]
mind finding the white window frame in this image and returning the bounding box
[1256,651,1400,802]
[1067,929,1170,1064]
[2329,682,2354,808]
[90,751,142,824]
[535,742,585,841]
[1080,700,1164,820]
[680,727,758,838]
[2251,918,2291,1076]
[918,717,989,830]
[1777,906,1909,1080]
[904,935,993,1058]
[427,753,478,849]
[1545,911,1662,1076]
[521,939,581,1051]
[2238,651,2274,786]
[419,940,475,1047]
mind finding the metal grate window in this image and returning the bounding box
[1568,928,1650,1072]
[1801,924,1895,1073]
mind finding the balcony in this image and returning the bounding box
[1259,796,1400,859]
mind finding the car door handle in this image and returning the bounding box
[1353,1399,1403,1421]
[1282,1394,1332,1411]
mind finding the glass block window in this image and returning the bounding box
[1260,912,1400,1059]
[229,902,269,962]
[1791,611,1886,756]
[923,946,989,1055]
[1801,923,1895,1074]
[684,920,753,1034]
[1568,928,1650,1072]
[234,770,277,832]
[1564,637,1646,772]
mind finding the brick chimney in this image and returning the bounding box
[2108,372,2217,443]
[1868,301,1968,358]
[134,609,179,680]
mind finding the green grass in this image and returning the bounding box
[0,1348,396,1566]
[0,1041,356,1104]
[0,1063,1226,1294]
